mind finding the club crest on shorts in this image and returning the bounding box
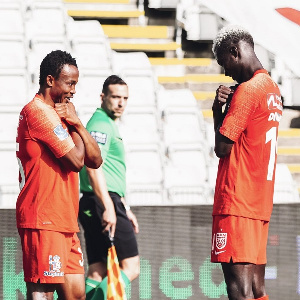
[44,255,64,277]
[216,232,227,250]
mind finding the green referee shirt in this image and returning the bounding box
[79,108,126,197]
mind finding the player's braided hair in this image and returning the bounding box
[212,25,254,59]
[39,50,77,86]
[102,75,127,95]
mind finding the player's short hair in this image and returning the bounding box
[39,50,77,86]
[212,25,254,59]
[102,75,127,95]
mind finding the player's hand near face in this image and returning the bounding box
[55,101,81,127]
[212,85,234,111]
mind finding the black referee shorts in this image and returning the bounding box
[78,191,139,265]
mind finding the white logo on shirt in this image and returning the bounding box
[54,124,68,141]
[90,131,107,145]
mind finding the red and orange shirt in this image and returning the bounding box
[16,96,79,232]
[213,70,282,221]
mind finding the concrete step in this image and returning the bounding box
[149,57,221,76]
[158,74,234,84]
[109,40,181,51]
[67,9,144,18]
[64,0,143,19]
[102,24,173,38]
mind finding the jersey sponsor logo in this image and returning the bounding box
[53,124,69,141]
[267,93,283,111]
[90,131,107,145]
[44,255,64,277]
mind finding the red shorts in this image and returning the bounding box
[211,215,269,264]
[18,229,85,284]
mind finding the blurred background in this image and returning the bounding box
[0,0,300,299]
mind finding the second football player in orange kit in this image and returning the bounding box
[211,25,282,300]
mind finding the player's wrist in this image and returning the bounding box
[212,101,222,112]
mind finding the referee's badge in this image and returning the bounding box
[216,232,227,250]
[90,131,107,145]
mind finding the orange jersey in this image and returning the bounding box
[16,96,79,232]
[213,70,282,221]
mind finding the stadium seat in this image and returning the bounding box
[0,143,19,208]
[0,36,27,70]
[25,1,67,39]
[28,36,71,92]
[273,163,300,203]
[74,69,112,111]
[157,87,198,112]
[111,51,152,75]
[125,144,164,205]
[0,2,25,37]
[121,69,158,107]
[148,0,180,9]
[176,2,220,41]
[71,36,112,71]
[162,106,206,147]
[67,19,105,40]
[120,106,162,146]
[0,108,20,144]
[164,143,211,205]
[0,69,29,107]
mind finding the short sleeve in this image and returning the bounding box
[25,103,75,158]
[220,82,259,142]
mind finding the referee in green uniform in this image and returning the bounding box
[79,75,139,299]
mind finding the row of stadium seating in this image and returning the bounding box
[0,0,299,208]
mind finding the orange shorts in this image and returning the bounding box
[211,215,269,264]
[18,229,85,284]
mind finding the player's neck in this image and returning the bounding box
[36,89,55,107]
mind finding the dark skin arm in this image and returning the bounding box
[212,85,234,158]
[55,101,102,172]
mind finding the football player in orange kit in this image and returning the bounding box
[16,50,102,299]
[211,25,282,300]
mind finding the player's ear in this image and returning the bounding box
[46,75,54,87]
[100,93,105,103]
[229,46,238,58]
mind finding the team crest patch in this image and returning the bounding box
[44,255,64,277]
[54,124,69,141]
[90,131,107,145]
[216,232,227,250]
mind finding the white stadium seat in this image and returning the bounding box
[273,163,300,204]
[25,1,67,39]
[0,143,19,208]
[164,144,211,205]
[0,108,20,144]
[0,36,27,70]
[74,69,112,111]
[125,144,164,205]
[162,107,206,147]
[71,36,112,71]
[0,2,24,36]
[0,69,29,107]
[120,106,161,146]
[122,69,157,107]
[111,51,152,74]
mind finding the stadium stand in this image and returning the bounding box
[0,0,299,208]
